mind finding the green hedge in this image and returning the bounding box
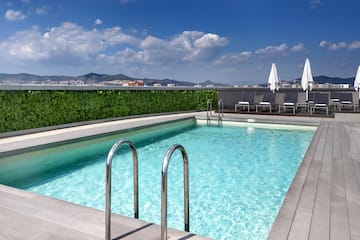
[0,90,217,133]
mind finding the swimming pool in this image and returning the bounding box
[0,119,315,240]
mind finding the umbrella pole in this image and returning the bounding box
[306,89,310,112]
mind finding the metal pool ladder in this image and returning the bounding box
[161,144,190,240]
[218,99,224,125]
[206,99,213,123]
[105,139,139,240]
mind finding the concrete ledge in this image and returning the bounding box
[0,113,198,155]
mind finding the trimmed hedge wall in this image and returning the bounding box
[0,90,217,133]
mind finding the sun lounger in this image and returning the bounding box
[310,92,329,115]
[296,92,308,112]
[329,92,341,111]
[339,92,355,111]
[297,92,315,113]
[235,91,255,112]
[256,91,276,112]
[279,92,298,114]
[308,92,315,105]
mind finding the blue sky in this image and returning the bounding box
[0,0,359,84]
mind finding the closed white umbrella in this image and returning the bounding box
[301,58,313,102]
[354,65,360,91]
[268,63,280,93]
[354,65,360,100]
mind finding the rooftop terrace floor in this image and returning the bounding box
[1,112,360,239]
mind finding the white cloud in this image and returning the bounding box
[103,26,138,46]
[99,48,143,65]
[94,18,103,25]
[215,51,252,65]
[0,23,227,68]
[194,33,227,48]
[140,35,166,49]
[320,40,359,50]
[0,26,49,60]
[0,22,137,62]
[170,31,228,61]
[291,43,305,52]
[5,9,26,21]
[329,42,347,51]
[103,31,228,65]
[349,41,360,50]
[255,43,288,56]
[36,6,49,15]
[310,0,321,9]
[319,40,328,48]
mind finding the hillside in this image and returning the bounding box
[0,73,74,84]
[292,75,355,85]
[0,72,231,87]
[0,73,355,87]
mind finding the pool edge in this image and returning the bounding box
[0,112,332,240]
[0,183,212,240]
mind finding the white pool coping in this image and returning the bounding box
[197,119,318,131]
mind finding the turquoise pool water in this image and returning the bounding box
[3,120,315,240]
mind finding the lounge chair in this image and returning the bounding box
[256,91,276,112]
[330,92,340,102]
[339,92,355,112]
[329,92,341,111]
[307,92,315,106]
[279,92,298,114]
[310,92,329,115]
[296,92,308,112]
[235,91,255,112]
[295,92,314,113]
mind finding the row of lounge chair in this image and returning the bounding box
[234,91,357,115]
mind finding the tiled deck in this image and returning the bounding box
[1,112,360,239]
[0,184,210,240]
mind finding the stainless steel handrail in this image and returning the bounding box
[218,99,224,124]
[105,139,139,240]
[206,99,212,121]
[161,144,190,240]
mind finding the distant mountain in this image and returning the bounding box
[77,73,135,83]
[0,73,73,83]
[2,72,352,87]
[0,72,230,87]
[139,78,195,86]
[313,75,355,85]
[291,75,355,86]
[75,73,205,86]
[198,80,230,87]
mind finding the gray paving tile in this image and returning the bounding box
[329,124,350,240]
[308,124,331,240]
